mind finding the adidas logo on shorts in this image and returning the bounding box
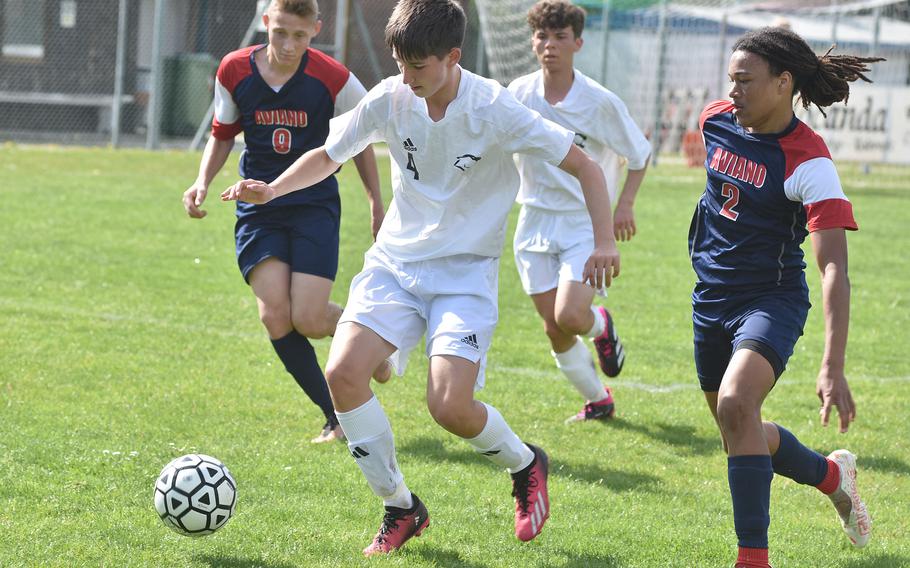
[460,334,479,349]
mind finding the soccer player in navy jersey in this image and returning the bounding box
[690,27,882,567]
[181,0,386,444]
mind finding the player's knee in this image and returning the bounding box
[427,394,468,432]
[715,393,759,436]
[554,307,589,335]
[324,359,362,397]
[542,318,568,343]
[259,306,292,338]
[291,308,326,339]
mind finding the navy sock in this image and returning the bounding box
[271,331,335,423]
[728,455,772,549]
[770,424,828,486]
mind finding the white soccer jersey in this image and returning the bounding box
[508,69,651,212]
[325,67,575,262]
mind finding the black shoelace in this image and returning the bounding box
[511,464,539,514]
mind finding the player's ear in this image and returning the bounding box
[313,19,323,36]
[778,71,792,94]
[575,36,583,51]
[262,12,270,29]
[446,47,462,67]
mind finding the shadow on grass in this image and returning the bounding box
[399,435,661,493]
[841,553,910,568]
[414,547,622,567]
[859,454,910,476]
[195,555,298,568]
[608,418,721,456]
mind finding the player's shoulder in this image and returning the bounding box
[779,119,832,177]
[699,99,735,130]
[217,45,258,92]
[303,48,350,82]
[507,70,542,98]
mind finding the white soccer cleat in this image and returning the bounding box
[827,449,872,548]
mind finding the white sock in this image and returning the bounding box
[466,403,534,473]
[383,480,414,509]
[584,305,606,338]
[336,396,406,503]
[554,338,608,402]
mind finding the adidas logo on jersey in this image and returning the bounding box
[460,334,479,349]
[454,154,481,171]
[403,138,417,152]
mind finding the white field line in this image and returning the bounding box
[488,364,910,393]
[5,299,909,389]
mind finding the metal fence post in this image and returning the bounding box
[650,0,669,166]
[146,0,165,150]
[111,0,129,148]
[335,0,350,65]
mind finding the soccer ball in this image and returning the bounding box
[154,453,237,537]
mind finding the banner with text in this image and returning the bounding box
[796,85,910,165]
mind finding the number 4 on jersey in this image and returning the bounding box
[720,182,740,221]
[406,152,420,180]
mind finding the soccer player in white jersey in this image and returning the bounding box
[222,0,621,556]
[508,1,650,423]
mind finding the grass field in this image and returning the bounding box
[1,144,908,567]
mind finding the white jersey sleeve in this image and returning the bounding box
[213,77,239,125]
[783,156,858,232]
[591,89,651,170]
[324,79,391,163]
[334,72,368,116]
[497,90,574,166]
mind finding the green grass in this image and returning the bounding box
[1,144,908,567]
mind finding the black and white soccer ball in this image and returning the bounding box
[154,453,237,537]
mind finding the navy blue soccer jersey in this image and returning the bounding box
[689,100,858,296]
[211,46,365,216]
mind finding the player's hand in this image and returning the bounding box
[613,202,637,241]
[583,243,620,289]
[816,368,856,433]
[370,202,385,241]
[221,179,275,204]
[183,182,208,219]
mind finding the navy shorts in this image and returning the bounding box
[234,203,340,283]
[693,287,810,392]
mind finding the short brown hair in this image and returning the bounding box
[385,0,466,61]
[527,1,585,39]
[271,0,318,20]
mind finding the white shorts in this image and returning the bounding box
[513,206,604,296]
[339,245,500,390]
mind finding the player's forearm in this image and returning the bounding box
[577,160,616,247]
[820,263,851,373]
[270,147,342,198]
[352,145,383,207]
[196,137,234,187]
[617,164,648,208]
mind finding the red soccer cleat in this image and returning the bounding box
[565,387,615,423]
[362,494,430,556]
[511,444,550,542]
[592,306,625,377]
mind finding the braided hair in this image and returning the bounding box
[733,27,885,117]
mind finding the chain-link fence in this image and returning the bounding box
[476,0,910,165]
[0,0,485,148]
[2,0,908,162]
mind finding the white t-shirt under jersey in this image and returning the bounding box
[325,67,575,262]
[508,68,651,212]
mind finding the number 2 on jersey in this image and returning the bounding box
[406,152,420,180]
[720,182,740,221]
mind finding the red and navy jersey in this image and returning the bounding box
[212,45,354,216]
[689,100,857,295]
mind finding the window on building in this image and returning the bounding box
[3,0,46,58]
